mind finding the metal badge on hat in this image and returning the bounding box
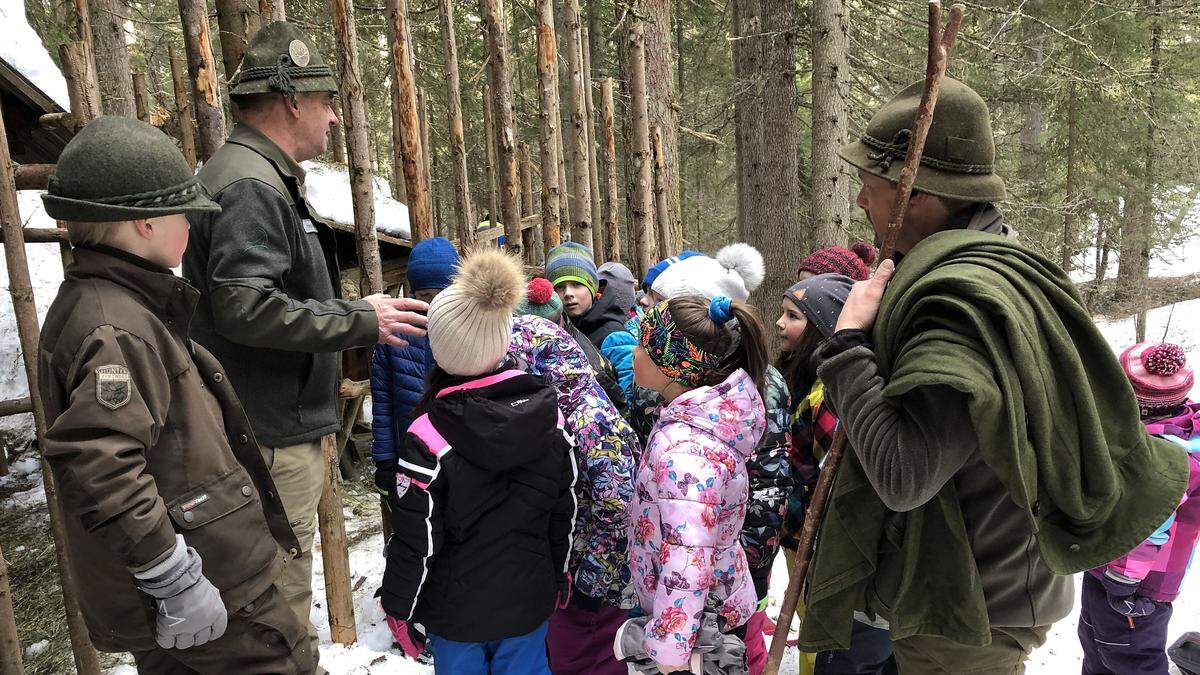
[288,39,311,67]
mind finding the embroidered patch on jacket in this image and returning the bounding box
[95,365,132,410]
[395,473,412,500]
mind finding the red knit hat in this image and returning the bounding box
[796,242,877,281]
[1120,342,1194,415]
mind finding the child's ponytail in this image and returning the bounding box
[663,295,769,397]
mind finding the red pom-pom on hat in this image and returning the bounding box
[527,277,554,305]
[850,241,877,266]
[1144,343,1187,376]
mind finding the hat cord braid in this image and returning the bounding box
[862,130,994,174]
[236,62,334,89]
[83,178,203,208]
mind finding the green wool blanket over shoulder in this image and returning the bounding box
[798,229,1189,651]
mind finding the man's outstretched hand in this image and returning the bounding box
[365,294,429,348]
[835,258,895,333]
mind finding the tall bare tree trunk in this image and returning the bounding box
[535,0,563,256]
[480,0,522,257]
[643,0,678,247]
[387,0,432,240]
[582,27,603,255]
[438,0,475,245]
[731,0,763,234]
[563,0,593,249]
[418,87,436,228]
[652,126,673,259]
[170,46,199,168]
[330,100,348,164]
[626,16,655,277]
[600,77,621,264]
[91,0,135,116]
[214,0,259,84]
[483,82,498,228]
[177,0,226,161]
[132,72,151,122]
[1061,50,1079,271]
[810,0,849,247]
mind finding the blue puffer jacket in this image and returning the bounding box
[370,335,434,464]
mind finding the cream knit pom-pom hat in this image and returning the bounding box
[427,248,526,376]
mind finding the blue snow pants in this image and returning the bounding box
[427,621,551,675]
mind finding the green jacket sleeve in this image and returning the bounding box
[205,178,377,352]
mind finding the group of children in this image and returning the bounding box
[30,112,1200,675]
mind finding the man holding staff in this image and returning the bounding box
[794,77,1188,673]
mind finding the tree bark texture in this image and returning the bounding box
[600,77,621,264]
[418,87,436,233]
[333,0,383,296]
[810,0,850,247]
[315,435,357,645]
[582,27,603,257]
[626,18,655,277]
[1061,57,1079,271]
[519,142,538,260]
[177,0,226,162]
[563,0,593,249]
[90,0,135,117]
[61,42,103,125]
[214,0,259,86]
[330,100,348,164]
[387,0,432,241]
[438,0,475,246]
[132,72,152,123]
[480,0,523,257]
[652,127,672,260]
[483,81,498,228]
[169,46,199,168]
[643,0,679,249]
[0,544,21,675]
[260,0,285,22]
[535,0,563,256]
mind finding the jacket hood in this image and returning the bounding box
[427,367,564,471]
[573,289,630,343]
[658,369,765,460]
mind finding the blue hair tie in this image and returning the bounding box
[708,296,733,325]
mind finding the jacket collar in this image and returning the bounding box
[68,246,200,342]
[226,123,307,190]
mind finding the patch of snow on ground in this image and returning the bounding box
[0,0,71,111]
[24,639,49,659]
[303,162,412,240]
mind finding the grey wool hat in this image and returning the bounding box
[839,77,1006,203]
[42,116,220,222]
[784,273,855,340]
[229,21,338,96]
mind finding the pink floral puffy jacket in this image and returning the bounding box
[629,368,766,667]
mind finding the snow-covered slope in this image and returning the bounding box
[0,0,71,111]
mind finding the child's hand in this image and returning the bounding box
[1101,571,1158,618]
[385,613,427,659]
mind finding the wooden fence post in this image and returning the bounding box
[316,435,356,645]
[386,0,432,241]
[0,99,103,675]
[480,0,522,257]
[0,544,21,675]
[652,126,672,259]
[169,47,199,169]
[437,0,475,247]
[600,77,621,264]
[534,0,562,257]
[177,0,226,162]
[626,18,655,277]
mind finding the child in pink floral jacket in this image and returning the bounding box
[624,294,769,672]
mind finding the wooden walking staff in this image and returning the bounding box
[763,3,965,673]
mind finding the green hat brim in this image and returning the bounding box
[41,191,222,222]
[551,274,598,296]
[838,140,1007,204]
[230,75,339,97]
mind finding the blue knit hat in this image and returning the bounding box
[546,242,598,295]
[406,237,460,291]
[642,250,701,291]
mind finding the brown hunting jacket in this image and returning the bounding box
[36,245,299,652]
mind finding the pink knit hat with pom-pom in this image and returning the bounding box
[796,242,877,281]
[1120,342,1194,415]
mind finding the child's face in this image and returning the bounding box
[556,281,594,319]
[776,299,809,353]
[639,288,666,310]
[633,346,670,393]
[143,214,191,268]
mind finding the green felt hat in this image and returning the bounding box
[839,77,1006,203]
[42,116,220,222]
[230,21,338,96]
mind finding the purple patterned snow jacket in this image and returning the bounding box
[629,368,766,668]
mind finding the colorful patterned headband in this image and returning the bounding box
[639,299,723,387]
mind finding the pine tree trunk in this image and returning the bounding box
[810,0,849,247]
[259,0,285,22]
[480,0,523,257]
[418,87,436,230]
[438,0,475,245]
[643,0,678,246]
[169,46,198,168]
[600,77,621,264]
[91,0,135,117]
[214,0,259,85]
[0,543,21,675]
[563,0,593,249]
[626,16,655,277]
[731,0,763,235]
[330,100,348,164]
[177,0,226,161]
[132,72,151,123]
[652,126,673,259]
[1061,52,1079,271]
[583,27,602,252]
[387,0,432,240]
[483,82,498,228]
[535,0,563,256]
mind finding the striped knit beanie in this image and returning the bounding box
[796,242,877,281]
[1120,342,1194,416]
[546,242,598,295]
[515,277,564,322]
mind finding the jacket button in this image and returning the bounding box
[241,486,253,497]
[288,547,299,557]
[267,491,276,499]
[183,511,195,523]
[1068,543,1081,553]
[238,434,249,444]
[212,372,224,383]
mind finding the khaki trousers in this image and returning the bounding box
[259,439,325,666]
[891,625,1050,675]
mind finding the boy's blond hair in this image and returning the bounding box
[65,220,123,247]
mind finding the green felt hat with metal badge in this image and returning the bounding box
[229,21,338,96]
[839,77,1006,203]
[42,116,220,222]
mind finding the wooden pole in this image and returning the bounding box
[600,78,621,264]
[60,43,102,124]
[387,0,432,241]
[169,47,199,169]
[582,27,603,256]
[534,0,562,256]
[330,100,348,164]
[437,0,475,246]
[0,544,22,675]
[483,82,498,229]
[626,18,655,278]
[518,142,537,260]
[91,0,135,117]
[177,0,227,162]
[333,0,383,297]
[214,0,260,85]
[763,6,965,673]
[316,434,357,645]
[0,99,103,675]
[14,165,55,192]
[652,126,672,259]
[480,0,523,256]
[563,0,593,249]
[418,87,435,229]
[132,72,152,123]
[0,397,33,418]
